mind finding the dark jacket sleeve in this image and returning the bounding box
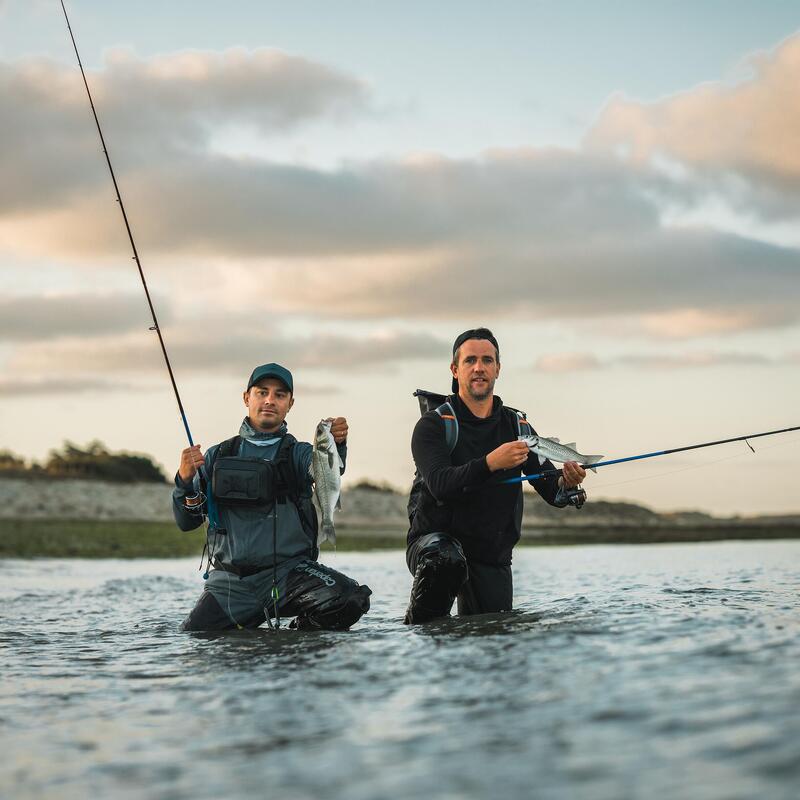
[411,413,492,501]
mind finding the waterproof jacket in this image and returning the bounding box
[172,418,346,570]
[407,394,568,566]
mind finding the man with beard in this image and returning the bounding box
[404,328,587,623]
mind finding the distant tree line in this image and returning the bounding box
[0,441,167,483]
[350,479,399,494]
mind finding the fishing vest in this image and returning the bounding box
[206,434,319,551]
[211,434,300,509]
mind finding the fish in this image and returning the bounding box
[519,435,604,473]
[311,418,343,546]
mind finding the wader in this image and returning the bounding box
[182,555,371,631]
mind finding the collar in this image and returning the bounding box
[452,393,503,422]
[240,417,288,442]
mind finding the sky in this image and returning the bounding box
[1,0,799,515]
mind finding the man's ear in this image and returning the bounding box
[288,396,295,411]
[243,390,249,406]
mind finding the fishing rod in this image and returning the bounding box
[60,0,194,447]
[504,424,800,485]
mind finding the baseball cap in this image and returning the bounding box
[246,363,293,393]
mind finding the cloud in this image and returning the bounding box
[0,49,368,215]
[536,350,779,373]
[2,42,799,342]
[587,34,800,202]
[0,293,165,341]
[6,326,450,378]
[0,377,151,396]
[301,225,800,332]
[4,147,798,336]
[535,353,601,373]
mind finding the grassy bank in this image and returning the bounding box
[0,519,407,558]
[1,518,798,558]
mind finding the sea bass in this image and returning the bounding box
[312,419,342,546]
[519,435,604,473]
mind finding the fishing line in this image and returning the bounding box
[589,435,800,492]
[59,0,194,446]
[223,569,244,631]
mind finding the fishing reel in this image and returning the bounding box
[563,485,587,509]
[183,490,207,514]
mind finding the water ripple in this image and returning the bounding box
[1,542,799,800]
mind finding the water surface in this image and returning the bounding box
[2,541,799,800]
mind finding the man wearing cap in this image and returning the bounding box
[172,363,371,631]
[404,329,587,624]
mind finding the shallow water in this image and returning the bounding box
[2,541,799,800]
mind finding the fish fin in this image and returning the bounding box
[565,443,577,450]
[335,495,342,510]
[538,454,546,465]
[550,437,560,443]
[583,455,604,474]
[327,451,335,469]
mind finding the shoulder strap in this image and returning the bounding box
[272,434,299,501]
[435,401,459,454]
[206,436,240,530]
[216,435,241,460]
[503,404,533,438]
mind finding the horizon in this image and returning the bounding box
[1,1,799,515]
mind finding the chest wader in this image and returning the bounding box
[208,435,304,631]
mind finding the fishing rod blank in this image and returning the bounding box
[504,424,800,485]
[60,0,194,446]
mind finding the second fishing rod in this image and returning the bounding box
[503,423,800,485]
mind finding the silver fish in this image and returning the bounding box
[519,435,604,472]
[312,419,342,546]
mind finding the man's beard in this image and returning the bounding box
[466,376,494,401]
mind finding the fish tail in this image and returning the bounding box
[319,521,336,545]
[583,455,604,473]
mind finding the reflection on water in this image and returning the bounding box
[1,542,799,800]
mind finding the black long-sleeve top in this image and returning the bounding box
[407,394,566,565]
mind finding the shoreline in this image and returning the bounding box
[2,518,798,559]
[2,477,798,558]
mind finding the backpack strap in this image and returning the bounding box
[435,401,459,454]
[215,435,242,460]
[505,405,533,438]
[271,434,299,503]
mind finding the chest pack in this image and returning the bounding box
[211,434,300,508]
[413,389,533,452]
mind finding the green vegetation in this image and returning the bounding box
[1,519,797,559]
[0,519,407,558]
[350,479,400,494]
[0,442,167,483]
[0,519,203,558]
